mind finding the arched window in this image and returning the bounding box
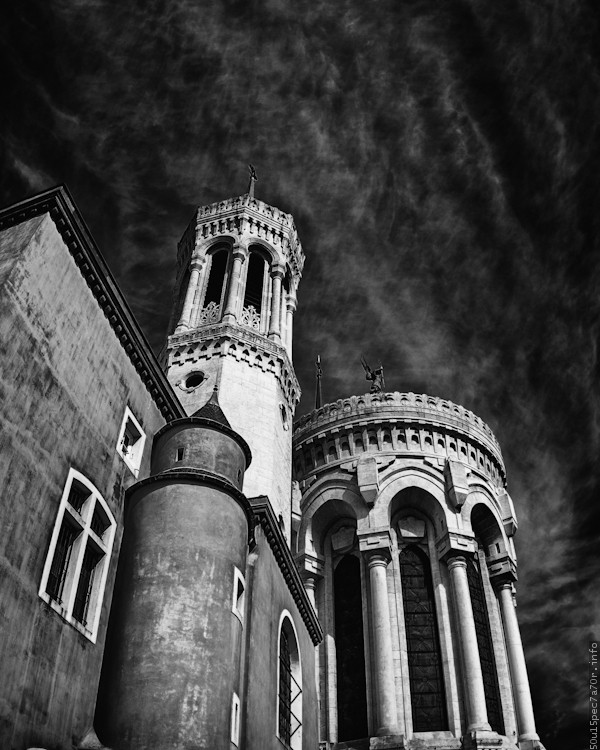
[467,554,504,735]
[399,545,448,732]
[278,613,302,749]
[200,247,229,323]
[241,249,266,330]
[39,468,116,643]
[334,555,368,741]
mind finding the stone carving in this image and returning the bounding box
[240,304,261,330]
[197,301,220,325]
[360,355,385,393]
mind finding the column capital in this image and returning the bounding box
[189,255,205,271]
[357,528,392,562]
[487,555,518,588]
[445,553,469,572]
[286,295,297,313]
[231,242,247,261]
[437,530,477,562]
[296,551,325,580]
[270,263,286,279]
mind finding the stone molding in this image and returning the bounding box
[293,395,505,492]
[250,496,323,646]
[167,322,301,408]
[0,186,185,423]
[293,391,504,469]
[176,194,305,282]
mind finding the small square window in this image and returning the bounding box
[116,407,146,477]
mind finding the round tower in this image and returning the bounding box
[292,391,545,750]
[164,188,304,540]
[96,390,252,750]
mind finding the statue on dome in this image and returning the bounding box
[360,355,385,393]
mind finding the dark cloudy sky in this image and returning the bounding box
[2,1,599,746]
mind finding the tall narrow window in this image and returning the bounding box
[39,469,116,643]
[277,614,302,749]
[241,251,265,331]
[400,545,448,732]
[334,555,368,741]
[199,247,229,324]
[467,555,505,735]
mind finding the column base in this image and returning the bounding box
[517,741,546,750]
[462,730,515,749]
[370,734,405,749]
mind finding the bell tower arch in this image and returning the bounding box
[165,188,304,537]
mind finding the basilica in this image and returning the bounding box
[0,183,545,750]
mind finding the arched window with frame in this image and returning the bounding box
[241,248,267,331]
[199,245,229,324]
[39,468,116,643]
[399,544,448,732]
[277,613,302,749]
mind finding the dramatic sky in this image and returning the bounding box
[2,1,599,746]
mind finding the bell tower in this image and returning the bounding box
[165,180,304,537]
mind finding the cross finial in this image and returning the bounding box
[248,164,258,198]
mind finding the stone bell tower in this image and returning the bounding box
[164,178,304,537]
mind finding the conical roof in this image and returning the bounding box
[191,386,231,428]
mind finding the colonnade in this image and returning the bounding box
[301,537,541,746]
[175,241,296,356]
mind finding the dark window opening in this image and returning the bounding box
[400,545,448,732]
[467,555,505,735]
[176,447,185,461]
[242,252,265,312]
[72,545,103,626]
[204,249,228,306]
[67,481,89,513]
[278,627,301,746]
[46,520,80,604]
[91,506,110,537]
[185,371,204,389]
[334,555,368,741]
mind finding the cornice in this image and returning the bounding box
[0,186,185,423]
[168,322,301,405]
[293,391,504,470]
[250,496,323,646]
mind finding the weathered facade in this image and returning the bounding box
[0,185,544,750]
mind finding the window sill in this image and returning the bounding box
[39,593,97,643]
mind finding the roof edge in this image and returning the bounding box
[0,185,185,423]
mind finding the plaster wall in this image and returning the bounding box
[0,215,165,750]
[169,351,293,533]
[243,525,318,750]
[96,482,248,750]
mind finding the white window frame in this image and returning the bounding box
[38,468,116,643]
[116,406,146,477]
[231,691,241,746]
[232,566,246,623]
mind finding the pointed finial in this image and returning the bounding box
[248,164,258,199]
[315,354,323,410]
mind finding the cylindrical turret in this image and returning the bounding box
[96,391,252,750]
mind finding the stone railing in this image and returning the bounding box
[294,391,502,460]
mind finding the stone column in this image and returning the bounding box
[495,582,540,743]
[366,551,399,736]
[446,555,491,732]
[285,292,297,358]
[222,243,246,323]
[268,264,285,342]
[176,256,203,331]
